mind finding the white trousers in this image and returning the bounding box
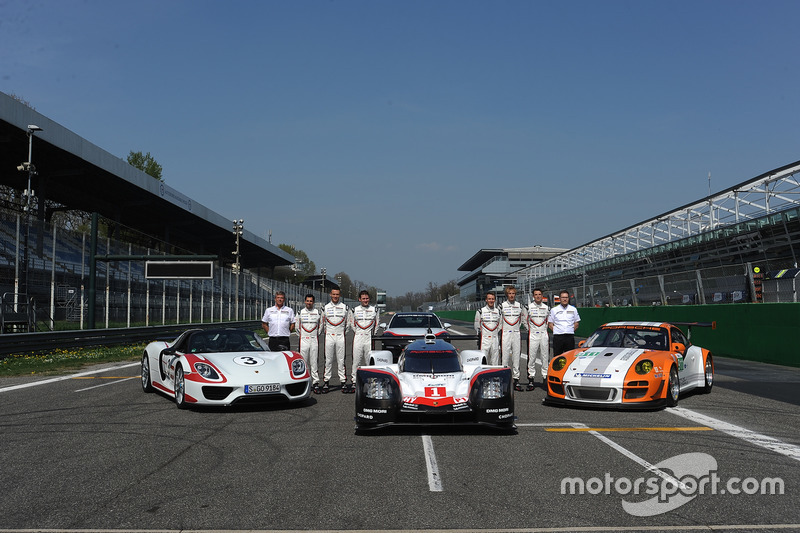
[351,333,372,379]
[324,333,346,383]
[528,330,550,379]
[299,335,319,384]
[501,330,521,380]
[480,333,501,366]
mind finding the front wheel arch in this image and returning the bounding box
[666,365,680,407]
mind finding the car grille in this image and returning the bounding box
[202,386,234,400]
[624,388,648,399]
[286,382,309,397]
[567,386,616,401]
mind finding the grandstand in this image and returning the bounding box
[514,159,800,307]
[0,92,333,331]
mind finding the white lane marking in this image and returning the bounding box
[74,376,137,393]
[0,362,140,393]
[519,422,686,489]
[422,434,443,492]
[669,406,800,463]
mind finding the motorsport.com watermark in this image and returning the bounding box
[560,452,785,516]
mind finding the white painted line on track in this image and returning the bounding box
[1,525,799,532]
[74,376,137,392]
[422,434,443,492]
[668,406,800,463]
[0,362,140,393]
[519,422,687,489]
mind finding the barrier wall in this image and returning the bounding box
[437,303,800,367]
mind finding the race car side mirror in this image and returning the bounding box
[379,322,387,329]
[578,340,586,347]
[443,323,452,329]
[672,342,686,354]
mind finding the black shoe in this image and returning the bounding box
[342,382,350,393]
[526,381,535,391]
[348,383,356,394]
[514,379,523,392]
[322,381,330,394]
[312,383,321,394]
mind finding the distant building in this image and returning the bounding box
[457,246,567,302]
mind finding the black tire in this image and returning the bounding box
[141,351,154,393]
[702,354,714,393]
[174,366,188,409]
[666,366,680,407]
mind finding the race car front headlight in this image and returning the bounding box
[481,376,503,399]
[635,359,654,375]
[194,362,219,380]
[552,356,568,372]
[291,358,307,377]
[365,376,392,400]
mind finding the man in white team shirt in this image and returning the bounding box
[474,292,502,365]
[296,294,322,394]
[548,290,581,357]
[526,288,550,391]
[321,288,351,393]
[499,286,527,391]
[349,289,379,394]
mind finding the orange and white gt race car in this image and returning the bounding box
[544,321,714,408]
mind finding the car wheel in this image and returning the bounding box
[666,366,680,407]
[174,366,188,409]
[141,351,154,393]
[702,354,714,393]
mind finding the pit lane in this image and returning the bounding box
[0,322,798,532]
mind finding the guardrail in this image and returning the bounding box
[0,320,262,357]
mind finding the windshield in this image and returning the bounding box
[402,351,461,373]
[186,330,267,353]
[389,314,443,329]
[585,326,668,350]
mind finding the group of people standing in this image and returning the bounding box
[474,286,580,392]
[261,288,379,395]
[262,285,580,397]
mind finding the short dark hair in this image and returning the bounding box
[358,290,370,298]
[533,288,543,294]
[304,294,315,302]
[559,290,570,297]
[276,291,286,297]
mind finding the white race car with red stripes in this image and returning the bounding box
[354,334,515,431]
[141,328,311,408]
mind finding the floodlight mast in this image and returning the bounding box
[232,219,243,320]
[16,125,42,303]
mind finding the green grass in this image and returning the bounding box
[0,344,145,377]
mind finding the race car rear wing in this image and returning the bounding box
[670,321,716,341]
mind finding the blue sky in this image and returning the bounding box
[2,0,799,296]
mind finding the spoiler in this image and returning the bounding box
[670,321,716,341]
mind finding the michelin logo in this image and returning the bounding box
[576,373,612,378]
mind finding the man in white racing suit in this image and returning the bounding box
[349,289,379,394]
[474,292,502,365]
[322,288,351,393]
[526,288,550,391]
[500,286,527,391]
[296,293,322,394]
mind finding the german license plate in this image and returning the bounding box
[245,383,280,394]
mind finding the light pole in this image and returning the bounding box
[16,125,43,300]
[232,219,243,320]
[321,267,326,294]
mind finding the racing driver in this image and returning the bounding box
[349,289,379,394]
[474,292,502,365]
[500,286,527,391]
[322,288,352,393]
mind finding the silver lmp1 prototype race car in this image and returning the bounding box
[141,328,311,408]
[544,321,714,409]
[379,312,452,362]
[355,334,515,431]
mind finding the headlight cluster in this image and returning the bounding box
[481,376,503,399]
[635,359,654,375]
[194,362,220,380]
[552,356,568,371]
[292,358,307,377]
[365,376,393,400]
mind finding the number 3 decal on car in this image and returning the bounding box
[234,356,265,366]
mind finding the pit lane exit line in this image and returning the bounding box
[546,426,713,432]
